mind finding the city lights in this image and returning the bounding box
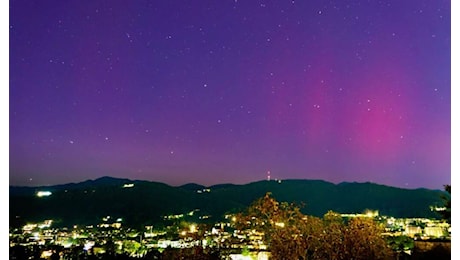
[10,207,451,259]
[189,224,197,233]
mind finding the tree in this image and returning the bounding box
[236,193,394,260]
[235,192,312,259]
[103,238,117,258]
[387,235,414,260]
[439,184,451,223]
[342,217,393,260]
[316,211,346,260]
[122,240,141,256]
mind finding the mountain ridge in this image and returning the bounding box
[10,176,447,228]
[10,176,444,191]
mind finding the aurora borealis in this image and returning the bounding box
[10,1,450,188]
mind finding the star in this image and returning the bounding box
[8,0,450,190]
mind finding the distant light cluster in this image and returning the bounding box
[36,191,52,197]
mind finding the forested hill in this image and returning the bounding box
[10,177,446,228]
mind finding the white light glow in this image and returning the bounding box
[36,191,52,197]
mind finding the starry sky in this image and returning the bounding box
[10,0,450,189]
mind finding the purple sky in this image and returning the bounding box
[9,0,450,189]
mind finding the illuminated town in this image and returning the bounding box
[10,208,450,259]
[9,181,452,259]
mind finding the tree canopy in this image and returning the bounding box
[439,184,451,223]
[236,192,393,260]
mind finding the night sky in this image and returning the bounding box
[10,1,450,189]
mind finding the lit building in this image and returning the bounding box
[424,227,444,238]
[405,226,422,237]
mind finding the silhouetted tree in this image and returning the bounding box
[439,184,451,223]
[9,245,27,260]
[103,239,117,258]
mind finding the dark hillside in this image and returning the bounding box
[10,177,446,228]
